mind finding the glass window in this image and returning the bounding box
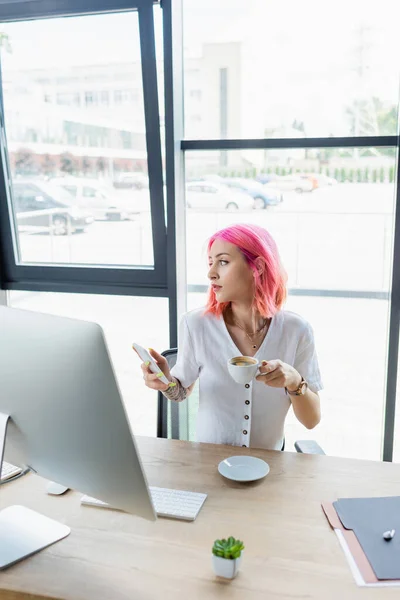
[85,91,97,106]
[1,12,154,267]
[8,291,169,437]
[184,147,397,460]
[99,90,109,105]
[63,185,78,197]
[183,0,400,139]
[83,186,98,198]
[114,89,134,104]
[56,92,81,106]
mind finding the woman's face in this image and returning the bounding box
[208,239,254,304]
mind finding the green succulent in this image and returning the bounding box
[212,537,244,560]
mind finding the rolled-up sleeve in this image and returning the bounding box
[170,315,200,388]
[294,323,323,393]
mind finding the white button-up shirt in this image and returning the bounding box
[171,308,323,450]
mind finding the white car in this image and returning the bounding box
[50,178,141,220]
[186,181,254,211]
[265,175,313,193]
[313,174,338,187]
[117,172,149,189]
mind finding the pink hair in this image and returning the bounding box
[205,224,287,318]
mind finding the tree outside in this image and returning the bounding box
[96,157,106,175]
[60,152,77,175]
[81,156,91,176]
[42,154,56,177]
[14,148,35,175]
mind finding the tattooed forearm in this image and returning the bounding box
[162,377,193,402]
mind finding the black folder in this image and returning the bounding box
[333,496,400,580]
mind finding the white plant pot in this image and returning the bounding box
[212,554,242,579]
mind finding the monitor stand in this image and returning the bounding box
[0,412,71,570]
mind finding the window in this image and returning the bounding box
[8,290,169,437]
[13,185,44,211]
[0,2,166,295]
[184,148,397,459]
[56,92,80,106]
[1,12,157,269]
[82,186,98,198]
[114,89,134,104]
[63,185,78,197]
[85,91,97,106]
[183,0,400,139]
[2,0,399,461]
[99,90,109,105]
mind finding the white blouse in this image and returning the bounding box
[171,308,323,450]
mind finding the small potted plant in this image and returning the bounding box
[212,537,244,579]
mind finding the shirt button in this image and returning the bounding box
[245,384,250,389]
[243,430,248,435]
[244,415,249,420]
[245,400,250,405]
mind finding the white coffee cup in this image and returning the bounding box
[227,356,260,385]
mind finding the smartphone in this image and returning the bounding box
[132,342,170,385]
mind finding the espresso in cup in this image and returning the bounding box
[228,356,260,384]
[230,357,258,367]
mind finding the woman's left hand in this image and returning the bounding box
[256,360,302,392]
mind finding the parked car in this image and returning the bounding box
[13,181,94,235]
[114,172,149,190]
[312,174,338,187]
[222,177,283,209]
[255,174,280,185]
[50,177,139,220]
[298,173,319,190]
[265,175,313,193]
[187,174,224,183]
[186,181,254,211]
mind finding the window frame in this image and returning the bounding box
[0,0,168,295]
[168,0,400,460]
[180,129,400,461]
[2,0,400,461]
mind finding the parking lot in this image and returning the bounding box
[17,184,395,291]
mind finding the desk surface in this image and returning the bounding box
[1,437,400,600]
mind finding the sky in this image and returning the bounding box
[1,0,399,72]
[1,0,399,137]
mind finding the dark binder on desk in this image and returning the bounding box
[333,496,400,580]
[322,496,400,583]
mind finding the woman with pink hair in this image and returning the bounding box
[141,223,322,450]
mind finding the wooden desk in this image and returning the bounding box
[1,437,400,600]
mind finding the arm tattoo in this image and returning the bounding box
[161,377,188,402]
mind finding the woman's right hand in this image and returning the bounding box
[140,348,174,392]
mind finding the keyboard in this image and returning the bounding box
[1,461,22,482]
[81,486,207,521]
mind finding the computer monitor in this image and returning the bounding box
[0,305,156,522]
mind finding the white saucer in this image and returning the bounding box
[218,455,270,482]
